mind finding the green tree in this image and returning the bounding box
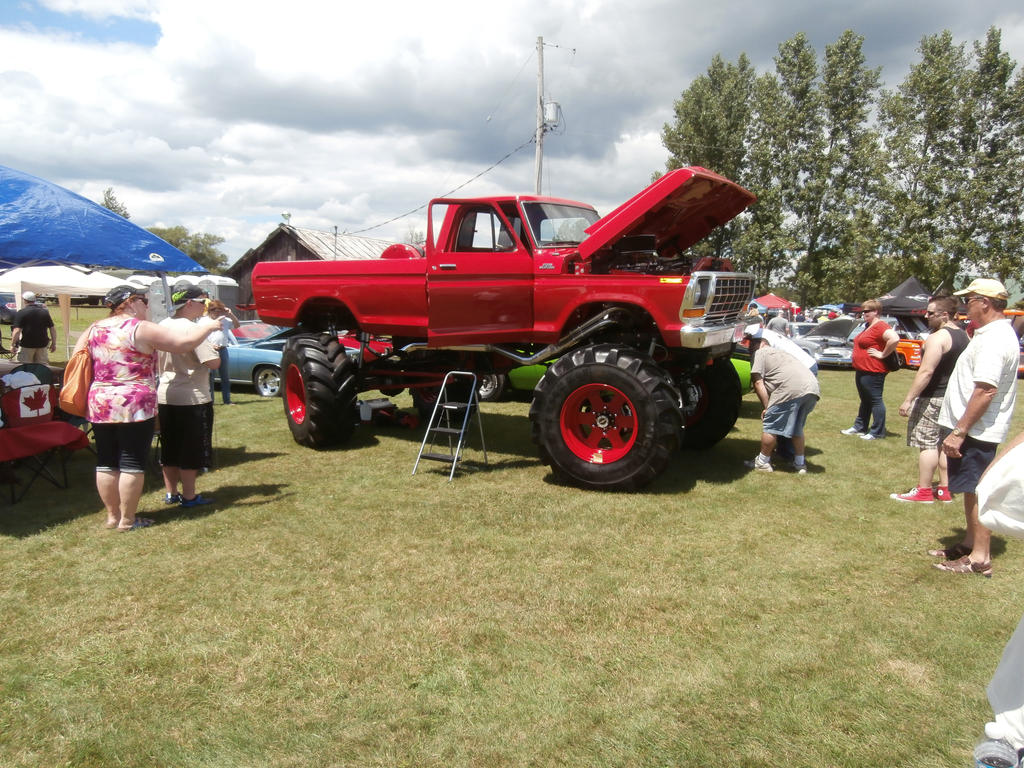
[877,32,971,291]
[662,27,1021,303]
[148,225,228,273]
[101,187,130,219]
[732,72,796,290]
[661,53,755,262]
[879,29,1024,291]
[950,28,1024,285]
[402,224,426,246]
[800,30,887,302]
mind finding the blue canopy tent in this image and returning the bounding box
[0,164,204,273]
[0,164,207,350]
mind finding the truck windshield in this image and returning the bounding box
[522,202,599,246]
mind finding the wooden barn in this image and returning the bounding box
[228,225,392,311]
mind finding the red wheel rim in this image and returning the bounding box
[285,364,306,424]
[559,383,638,463]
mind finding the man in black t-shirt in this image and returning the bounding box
[11,291,57,364]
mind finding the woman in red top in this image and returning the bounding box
[841,298,900,440]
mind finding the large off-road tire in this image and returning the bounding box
[529,344,681,491]
[678,357,741,450]
[280,333,357,448]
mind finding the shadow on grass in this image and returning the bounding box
[0,443,292,537]
[263,397,832,492]
[141,482,292,526]
[928,526,1009,560]
[0,450,102,536]
[211,444,289,470]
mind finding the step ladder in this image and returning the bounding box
[412,371,488,481]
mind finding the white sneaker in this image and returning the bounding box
[840,427,864,436]
[860,433,881,440]
[794,464,807,475]
[744,458,773,472]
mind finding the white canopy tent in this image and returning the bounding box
[0,265,124,355]
[0,264,123,300]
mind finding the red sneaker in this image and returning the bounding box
[890,487,934,503]
[935,486,953,503]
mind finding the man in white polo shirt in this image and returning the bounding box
[930,278,1019,577]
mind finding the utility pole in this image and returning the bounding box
[533,36,544,195]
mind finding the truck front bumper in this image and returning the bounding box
[678,323,744,349]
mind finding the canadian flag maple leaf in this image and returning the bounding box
[21,386,51,417]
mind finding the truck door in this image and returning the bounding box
[427,204,534,344]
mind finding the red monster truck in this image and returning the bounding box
[252,166,756,491]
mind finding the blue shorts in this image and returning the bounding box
[763,394,819,439]
[941,427,998,494]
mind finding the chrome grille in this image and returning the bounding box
[681,272,755,325]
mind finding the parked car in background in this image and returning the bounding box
[0,292,16,323]
[789,321,818,339]
[225,324,300,397]
[479,358,753,401]
[795,315,927,370]
[225,322,393,397]
[794,317,858,368]
[232,320,280,341]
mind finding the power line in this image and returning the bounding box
[343,134,537,236]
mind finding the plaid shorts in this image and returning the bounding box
[907,395,943,449]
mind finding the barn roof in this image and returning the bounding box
[227,224,393,282]
[287,226,392,261]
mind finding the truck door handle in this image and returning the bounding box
[439,263,457,270]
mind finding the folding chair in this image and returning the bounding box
[10,363,53,385]
[0,383,89,503]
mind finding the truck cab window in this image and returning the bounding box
[522,202,598,246]
[454,209,515,252]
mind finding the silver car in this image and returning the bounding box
[794,318,858,368]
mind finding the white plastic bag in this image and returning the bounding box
[989,613,1024,752]
[983,437,1024,752]
[978,441,1024,539]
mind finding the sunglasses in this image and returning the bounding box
[134,296,149,306]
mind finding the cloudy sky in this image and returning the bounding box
[1,0,1022,267]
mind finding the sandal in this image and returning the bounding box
[927,543,971,560]
[117,517,154,532]
[932,555,992,578]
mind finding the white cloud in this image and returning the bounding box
[1,0,1023,264]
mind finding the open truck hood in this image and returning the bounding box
[578,166,756,260]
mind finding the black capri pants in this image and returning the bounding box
[93,418,156,474]
[158,402,213,470]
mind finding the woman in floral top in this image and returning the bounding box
[72,285,219,531]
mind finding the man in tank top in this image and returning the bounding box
[890,295,970,504]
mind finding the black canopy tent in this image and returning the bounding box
[878,277,933,314]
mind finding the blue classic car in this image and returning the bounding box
[223,323,300,397]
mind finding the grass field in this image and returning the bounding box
[2,316,1023,767]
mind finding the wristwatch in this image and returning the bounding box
[952,427,965,437]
